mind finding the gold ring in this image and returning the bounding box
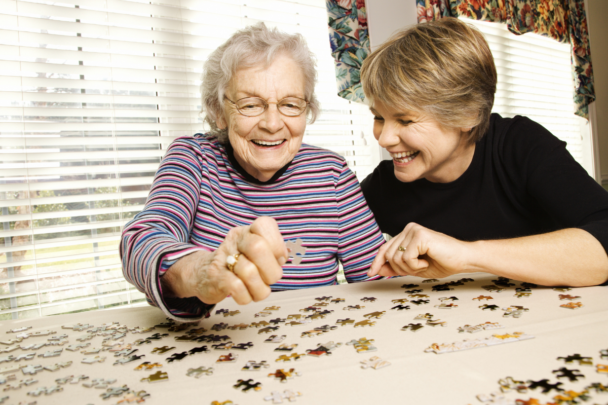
[397,246,406,252]
[226,253,240,272]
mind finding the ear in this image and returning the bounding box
[460,126,473,133]
[216,114,227,130]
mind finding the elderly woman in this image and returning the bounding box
[361,18,608,287]
[120,23,384,320]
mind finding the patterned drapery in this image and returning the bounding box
[416,0,595,119]
[327,0,370,103]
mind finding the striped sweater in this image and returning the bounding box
[120,134,385,320]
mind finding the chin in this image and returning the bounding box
[259,165,281,173]
[255,153,289,167]
[394,169,420,183]
[254,161,284,175]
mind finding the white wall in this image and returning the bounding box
[586,0,608,188]
[367,0,418,51]
[366,0,418,161]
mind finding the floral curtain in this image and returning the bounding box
[416,0,595,119]
[326,0,370,103]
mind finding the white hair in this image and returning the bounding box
[201,23,320,143]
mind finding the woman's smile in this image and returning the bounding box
[390,150,420,165]
[250,139,287,149]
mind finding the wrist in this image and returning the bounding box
[463,240,486,273]
[164,250,211,299]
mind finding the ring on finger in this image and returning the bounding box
[397,246,406,252]
[226,253,241,272]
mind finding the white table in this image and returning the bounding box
[0,273,606,405]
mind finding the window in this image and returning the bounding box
[464,18,594,174]
[0,0,376,319]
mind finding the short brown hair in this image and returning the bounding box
[361,17,496,143]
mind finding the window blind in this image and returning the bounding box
[464,18,590,167]
[0,0,376,320]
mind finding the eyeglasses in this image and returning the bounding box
[224,96,308,117]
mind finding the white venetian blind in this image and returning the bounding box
[464,18,591,168]
[0,0,376,320]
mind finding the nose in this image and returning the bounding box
[259,103,284,133]
[375,122,400,149]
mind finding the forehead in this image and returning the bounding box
[370,100,418,117]
[229,55,305,98]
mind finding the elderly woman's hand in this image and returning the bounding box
[165,217,288,306]
[368,222,473,279]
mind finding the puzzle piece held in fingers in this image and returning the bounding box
[285,239,306,265]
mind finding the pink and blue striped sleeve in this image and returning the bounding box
[120,137,214,320]
[335,163,386,282]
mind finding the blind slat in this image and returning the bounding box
[0,190,149,208]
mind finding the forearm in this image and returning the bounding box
[467,228,608,286]
[120,225,214,319]
[120,221,193,298]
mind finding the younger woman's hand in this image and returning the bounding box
[368,222,472,279]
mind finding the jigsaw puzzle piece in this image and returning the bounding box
[285,239,306,265]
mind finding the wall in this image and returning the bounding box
[367,0,418,51]
[366,0,418,161]
[586,0,608,188]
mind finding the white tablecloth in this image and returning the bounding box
[0,273,606,405]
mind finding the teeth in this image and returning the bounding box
[390,151,418,159]
[253,139,283,146]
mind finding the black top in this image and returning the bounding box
[361,114,608,256]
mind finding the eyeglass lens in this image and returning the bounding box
[235,97,306,116]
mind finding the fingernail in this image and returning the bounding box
[279,256,287,266]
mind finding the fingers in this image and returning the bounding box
[384,232,414,276]
[369,242,391,276]
[219,253,279,305]
[403,253,430,273]
[203,253,270,305]
[230,254,272,303]
[214,272,253,306]
[209,217,285,305]
[235,233,283,285]
[239,217,285,286]
[381,223,431,276]
[249,216,288,264]
[384,233,409,273]
[376,262,403,277]
[401,226,431,273]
